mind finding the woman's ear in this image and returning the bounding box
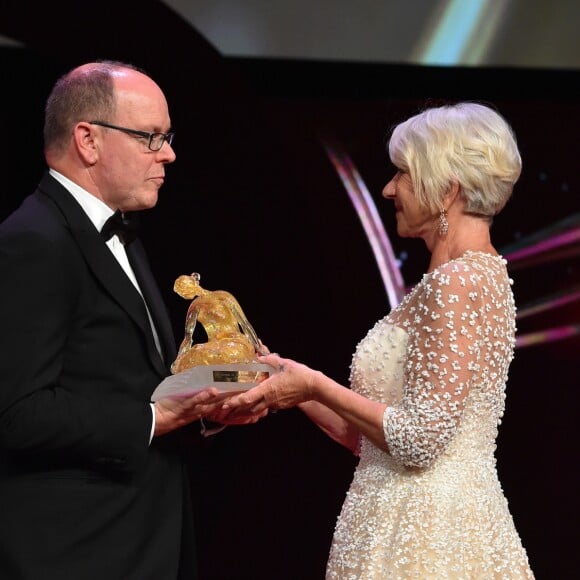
[444,179,461,209]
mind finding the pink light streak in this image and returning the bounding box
[322,141,406,310]
[504,227,580,263]
[517,287,580,320]
[515,325,580,348]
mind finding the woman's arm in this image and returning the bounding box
[298,400,360,452]
[223,357,389,452]
[225,262,485,466]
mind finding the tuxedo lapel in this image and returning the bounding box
[126,241,176,365]
[38,173,171,376]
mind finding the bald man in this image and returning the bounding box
[0,61,258,580]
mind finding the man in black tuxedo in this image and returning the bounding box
[0,61,259,579]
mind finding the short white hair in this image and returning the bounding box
[388,102,522,216]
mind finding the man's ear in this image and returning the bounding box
[73,122,98,165]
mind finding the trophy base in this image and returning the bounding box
[151,363,274,401]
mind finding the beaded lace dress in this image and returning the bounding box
[326,252,534,579]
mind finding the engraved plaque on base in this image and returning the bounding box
[151,362,274,401]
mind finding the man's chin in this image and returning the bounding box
[127,191,159,212]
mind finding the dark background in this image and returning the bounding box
[1,1,578,578]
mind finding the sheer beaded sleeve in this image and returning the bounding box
[383,260,490,468]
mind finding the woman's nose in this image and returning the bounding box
[382,179,395,199]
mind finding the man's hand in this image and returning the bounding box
[154,388,226,437]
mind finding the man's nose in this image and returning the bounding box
[158,141,176,163]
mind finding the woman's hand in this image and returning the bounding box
[205,406,268,425]
[221,353,320,415]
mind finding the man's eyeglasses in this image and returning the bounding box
[89,121,174,151]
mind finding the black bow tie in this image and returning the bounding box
[101,210,139,245]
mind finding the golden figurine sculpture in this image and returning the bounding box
[171,273,263,374]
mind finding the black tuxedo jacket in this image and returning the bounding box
[0,173,196,579]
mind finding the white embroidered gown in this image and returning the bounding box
[326,252,534,579]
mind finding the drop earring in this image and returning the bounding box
[438,208,449,236]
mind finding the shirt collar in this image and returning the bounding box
[49,168,114,233]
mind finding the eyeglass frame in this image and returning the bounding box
[89,121,174,151]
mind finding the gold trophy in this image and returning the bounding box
[151,273,273,401]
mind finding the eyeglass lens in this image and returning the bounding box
[150,133,174,151]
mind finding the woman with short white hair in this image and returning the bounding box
[226,102,534,579]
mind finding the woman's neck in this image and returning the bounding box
[427,214,496,272]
